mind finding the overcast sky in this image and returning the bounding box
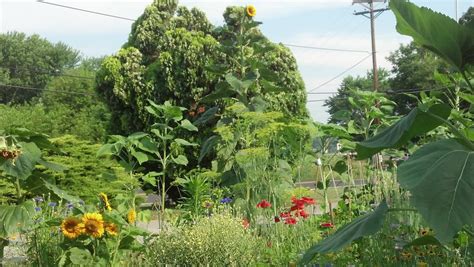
[1,0,473,122]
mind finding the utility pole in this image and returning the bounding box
[353,0,389,93]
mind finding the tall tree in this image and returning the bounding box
[387,42,444,115]
[0,32,80,103]
[96,0,308,134]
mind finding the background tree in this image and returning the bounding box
[324,69,390,125]
[387,42,444,115]
[96,0,308,135]
[0,32,80,103]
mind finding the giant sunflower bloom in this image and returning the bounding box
[246,5,256,17]
[105,222,119,236]
[82,213,105,238]
[61,217,84,239]
[99,192,112,211]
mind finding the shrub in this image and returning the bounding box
[147,213,264,265]
[40,135,133,202]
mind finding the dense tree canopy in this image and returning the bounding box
[0,32,80,103]
[96,0,308,134]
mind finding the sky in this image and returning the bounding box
[1,0,473,122]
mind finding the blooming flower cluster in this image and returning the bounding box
[220,197,232,204]
[60,212,118,239]
[275,196,315,225]
[256,199,271,209]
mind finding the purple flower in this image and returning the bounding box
[66,202,74,209]
[34,207,42,212]
[220,197,232,204]
[48,202,57,207]
[34,196,44,203]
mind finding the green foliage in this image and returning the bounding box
[301,201,388,263]
[356,103,451,159]
[390,0,474,72]
[0,31,80,103]
[147,213,264,265]
[97,0,308,136]
[41,135,132,202]
[398,139,474,242]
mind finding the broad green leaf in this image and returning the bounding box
[0,201,35,237]
[193,107,218,126]
[1,142,41,179]
[69,247,92,265]
[259,80,281,93]
[332,160,347,175]
[225,73,243,91]
[180,119,198,132]
[127,132,148,140]
[200,81,235,103]
[138,137,158,154]
[356,104,451,159]
[404,235,441,248]
[163,105,183,121]
[199,135,220,162]
[37,158,68,172]
[398,139,474,242]
[172,155,188,166]
[390,0,474,71]
[459,92,474,104]
[300,201,388,264]
[131,150,150,165]
[96,143,117,157]
[174,138,198,147]
[43,180,83,204]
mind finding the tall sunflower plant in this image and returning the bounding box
[28,192,150,266]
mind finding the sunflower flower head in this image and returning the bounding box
[105,222,119,236]
[61,217,84,239]
[246,5,256,17]
[127,209,136,224]
[99,192,112,211]
[82,212,105,238]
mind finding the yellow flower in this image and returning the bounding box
[417,262,428,267]
[82,213,105,238]
[61,217,84,239]
[127,209,136,224]
[105,222,119,236]
[99,192,112,211]
[246,5,256,17]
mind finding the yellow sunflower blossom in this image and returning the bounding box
[400,251,412,261]
[246,5,256,17]
[105,222,119,236]
[61,217,84,239]
[82,213,105,238]
[99,192,112,211]
[127,209,136,224]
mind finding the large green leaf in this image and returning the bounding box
[193,107,218,126]
[0,201,35,237]
[390,0,474,71]
[1,142,41,179]
[180,119,198,132]
[356,104,451,159]
[300,201,388,264]
[198,135,220,162]
[398,139,474,242]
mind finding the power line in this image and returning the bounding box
[0,83,97,97]
[36,0,135,21]
[283,44,370,54]
[307,54,372,93]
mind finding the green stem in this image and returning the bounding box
[15,177,22,204]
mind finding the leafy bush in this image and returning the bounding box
[41,135,132,202]
[147,213,264,265]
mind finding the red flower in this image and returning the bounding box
[284,217,297,225]
[280,212,291,218]
[301,196,316,205]
[242,218,250,229]
[320,222,334,228]
[274,216,281,223]
[298,210,310,219]
[291,197,306,210]
[256,199,271,209]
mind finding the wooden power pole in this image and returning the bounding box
[353,0,389,93]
